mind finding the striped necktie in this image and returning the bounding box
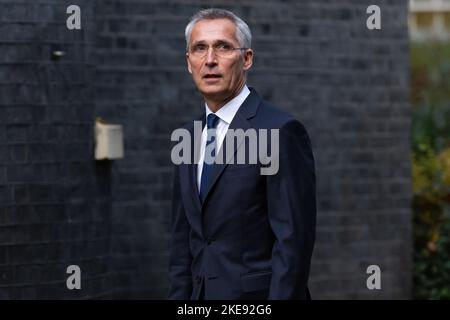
[199,113,220,203]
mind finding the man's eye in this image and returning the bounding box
[217,43,232,51]
[193,45,207,52]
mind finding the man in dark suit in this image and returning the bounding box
[168,8,316,300]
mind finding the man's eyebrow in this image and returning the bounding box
[191,39,234,46]
[191,40,206,45]
[214,39,233,44]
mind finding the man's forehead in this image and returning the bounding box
[190,19,238,43]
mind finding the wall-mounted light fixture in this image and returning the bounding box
[95,117,124,160]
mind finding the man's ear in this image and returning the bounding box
[243,49,253,71]
[186,53,192,74]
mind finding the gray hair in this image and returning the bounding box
[185,8,252,51]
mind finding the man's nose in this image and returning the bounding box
[205,47,218,66]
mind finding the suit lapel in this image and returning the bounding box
[188,113,205,214]
[200,88,261,206]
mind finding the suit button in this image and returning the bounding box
[206,238,214,245]
[195,276,201,284]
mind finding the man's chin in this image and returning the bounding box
[199,86,225,98]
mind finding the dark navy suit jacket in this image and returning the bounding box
[168,88,316,300]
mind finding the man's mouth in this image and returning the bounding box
[203,74,222,79]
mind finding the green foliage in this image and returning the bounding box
[411,42,450,299]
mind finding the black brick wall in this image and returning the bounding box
[0,0,113,298]
[0,0,412,299]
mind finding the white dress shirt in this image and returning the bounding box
[197,85,251,192]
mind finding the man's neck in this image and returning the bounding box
[204,83,246,113]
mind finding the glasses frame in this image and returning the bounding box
[187,43,249,59]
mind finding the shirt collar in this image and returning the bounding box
[204,85,251,125]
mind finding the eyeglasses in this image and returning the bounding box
[187,42,248,59]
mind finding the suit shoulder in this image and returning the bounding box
[255,100,303,129]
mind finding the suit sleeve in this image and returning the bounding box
[167,165,193,299]
[266,119,316,299]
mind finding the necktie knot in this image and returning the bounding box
[207,113,220,129]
